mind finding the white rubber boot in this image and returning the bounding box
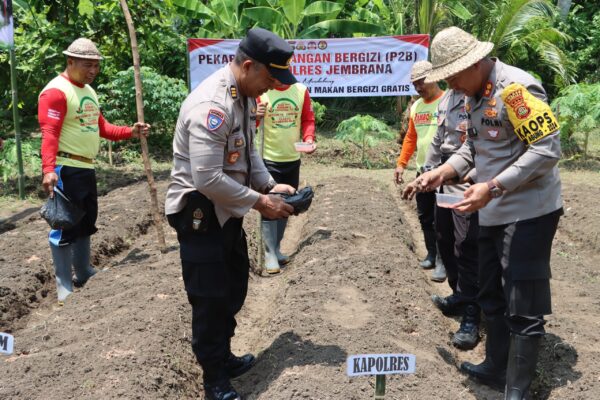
[275,218,290,265]
[50,244,73,302]
[262,220,281,274]
[72,236,96,287]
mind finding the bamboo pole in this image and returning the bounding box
[257,119,265,275]
[119,0,167,253]
[9,47,25,199]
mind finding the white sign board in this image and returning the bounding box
[187,35,429,97]
[347,353,416,377]
[0,332,14,355]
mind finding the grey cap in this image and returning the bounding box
[63,38,103,60]
[410,61,433,82]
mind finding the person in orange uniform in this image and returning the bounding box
[38,38,149,302]
[395,61,445,280]
[256,82,316,274]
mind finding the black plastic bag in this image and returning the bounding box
[40,187,85,230]
[283,186,314,215]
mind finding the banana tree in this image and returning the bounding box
[173,0,254,38]
[175,0,383,38]
[244,0,385,38]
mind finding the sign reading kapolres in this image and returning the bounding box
[188,35,429,97]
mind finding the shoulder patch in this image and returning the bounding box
[501,83,559,145]
[207,109,225,131]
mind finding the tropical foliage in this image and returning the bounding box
[551,83,600,158]
[335,114,396,165]
[468,0,576,92]
[0,0,598,161]
[0,137,41,182]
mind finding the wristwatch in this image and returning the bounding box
[486,180,503,198]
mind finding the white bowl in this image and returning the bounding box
[436,193,463,208]
[294,142,315,152]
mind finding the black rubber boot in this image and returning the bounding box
[452,304,480,350]
[203,361,242,400]
[504,334,541,400]
[431,293,465,316]
[226,352,256,378]
[460,315,510,391]
[419,230,437,269]
[204,380,242,400]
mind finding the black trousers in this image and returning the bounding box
[178,217,249,384]
[263,158,301,190]
[49,165,98,246]
[415,190,436,256]
[435,205,479,301]
[477,209,562,336]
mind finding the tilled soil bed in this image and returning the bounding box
[0,166,598,400]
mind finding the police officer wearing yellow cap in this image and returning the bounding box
[165,28,297,400]
[415,27,563,399]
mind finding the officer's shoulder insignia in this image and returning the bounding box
[230,85,238,99]
[483,81,494,98]
[501,83,559,145]
[207,109,225,131]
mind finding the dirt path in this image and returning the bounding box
[1,166,598,400]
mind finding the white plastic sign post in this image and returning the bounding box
[0,332,14,355]
[347,353,416,377]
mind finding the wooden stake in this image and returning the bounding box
[119,0,167,253]
[374,375,386,399]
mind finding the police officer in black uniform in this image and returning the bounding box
[165,28,297,400]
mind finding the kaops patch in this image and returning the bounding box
[501,83,559,145]
[207,109,225,131]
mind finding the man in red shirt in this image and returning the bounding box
[39,38,149,303]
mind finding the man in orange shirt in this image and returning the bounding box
[395,61,445,280]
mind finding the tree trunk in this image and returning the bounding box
[557,0,572,19]
[119,0,167,253]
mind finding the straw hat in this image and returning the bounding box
[410,60,432,82]
[425,27,493,83]
[62,38,103,60]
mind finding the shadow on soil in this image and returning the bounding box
[235,331,347,398]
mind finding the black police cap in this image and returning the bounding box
[239,28,296,85]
